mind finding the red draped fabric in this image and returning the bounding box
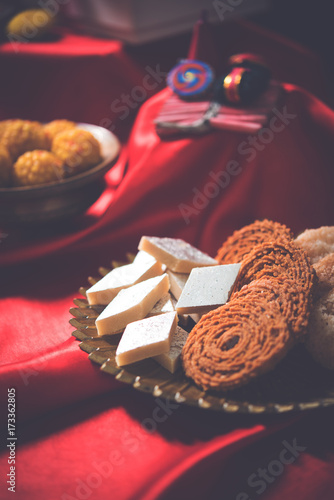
[0,19,334,500]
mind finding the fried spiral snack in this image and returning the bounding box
[216,219,293,265]
[182,294,292,391]
[232,278,312,340]
[183,224,315,392]
[233,239,315,297]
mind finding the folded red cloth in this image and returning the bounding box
[0,391,303,500]
[1,82,333,270]
[1,82,333,430]
[1,24,334,499]
[0,27,162,141]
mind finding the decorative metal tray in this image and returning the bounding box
[70,259,334,414]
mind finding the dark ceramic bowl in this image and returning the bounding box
[0,123,121,225]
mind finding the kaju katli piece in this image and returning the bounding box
[95,274,169,336]
[115,312,178,366]
[153,325,189,373]
[146,293,175,317]
[138,236,217,273]
[86,251,163,305]
[176,264,241,315]
[166,269,202,324]
[166,269,189,300]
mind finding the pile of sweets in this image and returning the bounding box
[85,220,334,391]
[86,236,239,373]
[0,119,101,187]
[183,220,315,391]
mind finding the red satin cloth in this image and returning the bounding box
[0,27,168,142]
[1,22,334,500]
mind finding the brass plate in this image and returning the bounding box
[70,262,334,414]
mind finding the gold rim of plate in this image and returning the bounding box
[70,260,334,414]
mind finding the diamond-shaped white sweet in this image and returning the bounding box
[146,293,175,317]
[166,269,189,300]
[116,312,178,366]
[96,274,169,336]
[153,325,189,373]
[87,251,163,305]
[176,264,241,314]
[138,236,217,273]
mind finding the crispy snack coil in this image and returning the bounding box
[182,295,292,391]
[233,278,312,340]
[216,219,293,264]
[233,239,315,297]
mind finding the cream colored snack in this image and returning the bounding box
[167,270,189,300]
[168,277,200,324]
[133,250,157,265]
[176,263,241,315]
[147,293,175,317]
[169,293,189,326]
[306,289,334,369]
[87,252,163,305]
[189,313,202,324]
[134,250,168,272]
[295,226,334,264]
[96,274,169,336]
[154,325,188,373]
[116,312,178,366]
[138,236,217,273]
[313,253,334,294]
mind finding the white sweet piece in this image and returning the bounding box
[96,274,169,336]
[153,325,188,373]
[138,236,217,273]
[167,270,189,300]
[134,249,167,271]
[189,313,202,323]
[133,250,157,265]
[116,312,178,366]
[169,293,189,326]
[176,264,241,314]
[146,293,175,317]
[87,252,162,305]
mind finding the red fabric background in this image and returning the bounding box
[0,21,334,500]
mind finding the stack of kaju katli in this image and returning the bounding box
[183,220,316,392]
[87,236,241,373]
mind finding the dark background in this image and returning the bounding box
[250,0,334,88]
